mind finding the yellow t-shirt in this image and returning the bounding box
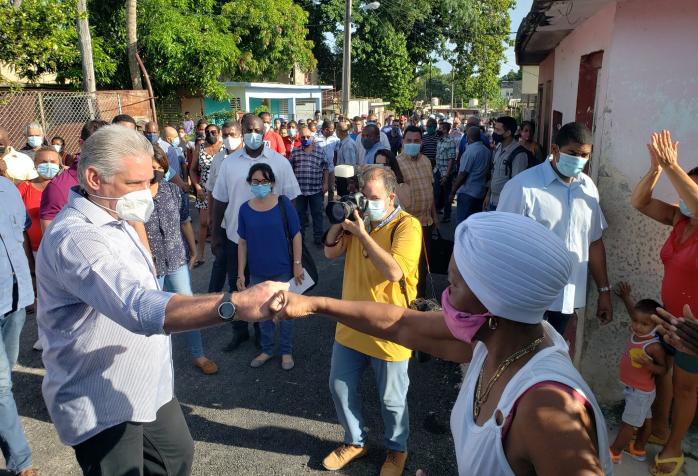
[335,210,422,361]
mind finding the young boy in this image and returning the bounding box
[610,281,668,463]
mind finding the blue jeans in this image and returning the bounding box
[329,342,410,451]
[250,274,294,355]
[0,308,32,473]
[158,265,204,358]
[295,192,325,241]
[456,193,483,226]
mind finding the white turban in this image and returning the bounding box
[453,212,573,324]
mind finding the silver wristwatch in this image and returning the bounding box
[217,292,236,321]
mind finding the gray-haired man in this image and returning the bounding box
[36,125,286,473]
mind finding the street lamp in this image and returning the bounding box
[341,1,380,116]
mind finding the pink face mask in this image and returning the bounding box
[441,288,492,344]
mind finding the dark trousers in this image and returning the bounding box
[433,170,453,220]
[208,233,252,334]
[417,225,431,298]
[456,193,483,226]
[544,310,575,335]
[73,398,194,476]
[295,191,325,241]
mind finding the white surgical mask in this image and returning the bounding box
[367,199,387,221]
[53,144,62,153]
[89,188,154,223]
[263,123,271,133]
[244,132,263,150]
[224,136,242,150]
[28,135,43,148]
[171,137,180,148]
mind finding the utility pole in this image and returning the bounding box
[76,0,96,95]
[451,70,455,110]
[341,0,352,116]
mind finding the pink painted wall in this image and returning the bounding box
[543,0,698,401]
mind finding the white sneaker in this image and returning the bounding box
[33,339,42,351]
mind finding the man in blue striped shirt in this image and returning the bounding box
[290,125,329,246]
[36,125,286,474]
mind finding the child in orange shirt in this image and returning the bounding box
[610,281,668,463]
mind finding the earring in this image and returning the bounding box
[488,317,498,330]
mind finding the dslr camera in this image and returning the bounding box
[325,193,368,224]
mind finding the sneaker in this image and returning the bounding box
[624,441,647,461]
[380,450,408,476]
[322,444,367,471]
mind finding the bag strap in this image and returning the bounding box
[504,145,534,179]
[390,216,411,307]
[277,196,294,262]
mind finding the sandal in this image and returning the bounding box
[624,441,646,461]
[651,453,685,476]
[250,353,273,368]
[609,448,622,464]
[193,357,218,375]
[281,354,295,371]
[648,433,669,446]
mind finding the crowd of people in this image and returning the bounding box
[0,106,695,476]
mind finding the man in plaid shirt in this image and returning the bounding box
[434,121,457,223]
[290,125,329,246]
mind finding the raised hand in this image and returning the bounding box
[651,305,698,356]
[650,130,679,169]
[614,281,631,299]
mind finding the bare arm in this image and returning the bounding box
[324,223,348,259]
[589,238,612,324]
[273,292,473,363]
[515,386,604,476]
[642,342,668,376]
[614,281,636,317]
[630,166,676,226]
[237,238,247,287]
[450,172,467,200]
[170,174,188,192]
[322,169,329,193]
[189,146,201,187]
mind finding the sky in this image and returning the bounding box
[436,0,533,75]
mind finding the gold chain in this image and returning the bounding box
[473,336,545,419]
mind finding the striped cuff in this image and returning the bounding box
[138,290,175,336]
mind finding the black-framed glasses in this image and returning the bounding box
[250,179,271,186]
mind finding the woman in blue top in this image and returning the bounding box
[237,163,303,370]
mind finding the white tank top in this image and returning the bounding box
[450,322,613,476]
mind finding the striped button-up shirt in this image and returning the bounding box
[290,146,328,196]
[36,187,175,446]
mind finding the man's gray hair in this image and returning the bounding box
[361,165,398,195]
[26,122,43,134]
[78,125,153,188]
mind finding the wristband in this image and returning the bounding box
[598,286,611,293]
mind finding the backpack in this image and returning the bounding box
[503,144,542,179]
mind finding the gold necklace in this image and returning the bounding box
[473,335,545,419]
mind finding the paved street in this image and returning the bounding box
[8,209,698,476]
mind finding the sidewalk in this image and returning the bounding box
[604,402,698,475]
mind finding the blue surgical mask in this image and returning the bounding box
[250,183,272,199]
[403,143,421,157]
[36,162,60,179]
[288,128,297,138]
[28,136,43,148]
[556,152,588,178]
[300,137,313,147]
[146,133,159,144]
[367,199,386,221]
[244,132,263,150]
[679,200,694,218]
[171,137,180,148]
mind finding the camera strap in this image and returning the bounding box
[389,218,437,307]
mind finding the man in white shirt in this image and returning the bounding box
[212,114,301,351]
[314,120,340,200]
[497,122,613,336]
[0,176,37,476]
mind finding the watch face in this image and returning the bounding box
[219,301,235,320]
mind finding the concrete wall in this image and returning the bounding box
[574,0,698,401]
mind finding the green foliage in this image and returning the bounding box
[501,68,522,82]
[0,0,115,85]
[252,103,269,115]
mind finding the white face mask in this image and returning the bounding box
[90,188,154,223]
[224,136,242,150]
[367,199,387,221]
[263,123,271,133]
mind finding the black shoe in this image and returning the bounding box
[224,332,250,352]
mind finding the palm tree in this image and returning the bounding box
[126,0,143,89]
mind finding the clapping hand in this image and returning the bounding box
[652,305,698,356]
[648,130,679,170]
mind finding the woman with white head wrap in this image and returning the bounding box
[272,212,612,475]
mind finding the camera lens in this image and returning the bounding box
[326,202,350,224]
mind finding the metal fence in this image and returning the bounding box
[0,89,154,155]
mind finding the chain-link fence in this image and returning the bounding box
[0,89,154,155]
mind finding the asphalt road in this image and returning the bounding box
[11,214,460,475]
